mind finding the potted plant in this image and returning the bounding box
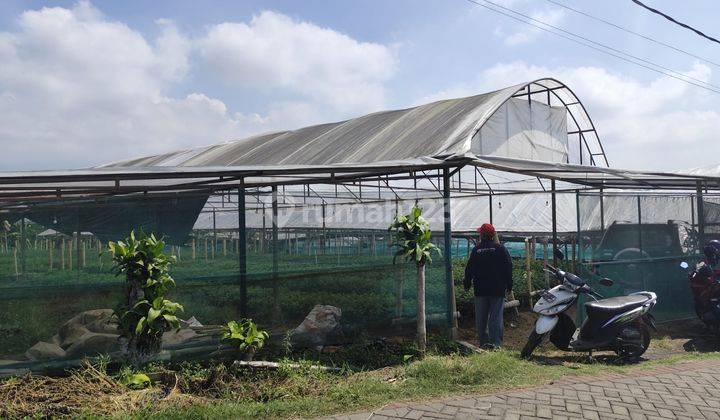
[221,319,269,361]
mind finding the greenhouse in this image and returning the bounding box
[1,77,719,375]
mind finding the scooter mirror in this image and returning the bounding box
[598,278,614,287]
[680,261,689,269]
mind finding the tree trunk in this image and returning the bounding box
[416,262,427,353]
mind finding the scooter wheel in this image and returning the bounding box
[521,330,546,359]
[615,324,650,363]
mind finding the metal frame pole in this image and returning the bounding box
[238,180,248,317]
[442,167,458,338]
[551,180,558,266]
[489,194,494,225]
[599,187,605,231]
[697,181,706,246]
[271,185,281,322]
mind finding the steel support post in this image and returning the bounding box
[238,180,248,317]
[697,181,706,247]
[551,180,558,266]
[442,168,458,338]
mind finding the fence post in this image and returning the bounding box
[525,237,533,308]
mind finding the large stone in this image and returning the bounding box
[291,305,342,349]
[86,318,119,335]
[58,309,116,349]
[65,332,121,358]
[59,325,90,349]
[180,316,203,328]
[161,328,197,349]
[25,341,66,361]
[75,309,115,325]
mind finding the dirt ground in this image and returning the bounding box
[458,310,720,362]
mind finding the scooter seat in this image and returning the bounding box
[585,295,648,316]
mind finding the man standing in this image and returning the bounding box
[463,223,513,349]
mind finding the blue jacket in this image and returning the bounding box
[463,240,513,297]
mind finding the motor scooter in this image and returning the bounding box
[521,265,658,362]
[682,260,720,331]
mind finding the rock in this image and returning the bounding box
[76,309,115,325]
[59,325,90,349]
[25,342,66,361]
[58,309,115,348]
[86,318,119,335]
[65,332,121,358]
[161,329,197,349]
[180,316,203,328]
[291,305,342,349]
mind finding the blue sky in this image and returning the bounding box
[1,0,719,171]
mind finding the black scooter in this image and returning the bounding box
[521,265,658,361]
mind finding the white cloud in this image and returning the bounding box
[417,61,720,171]
[0,3,397,170]
[485,2,566,47]
[504,8,565,46]
[195,11,397,114]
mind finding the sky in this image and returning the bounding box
[1,0,719,171]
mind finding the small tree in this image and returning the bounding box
[389,206,440,353]
[108,231,183,360]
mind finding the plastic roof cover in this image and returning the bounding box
[100,78,595,168]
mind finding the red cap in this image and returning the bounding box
[477,223,496,236]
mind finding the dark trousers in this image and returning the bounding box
[474,296,504,347]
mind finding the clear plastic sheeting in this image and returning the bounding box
[472,98,568,163]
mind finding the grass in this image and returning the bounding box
[3,314,719,420]
[108,350,720,419]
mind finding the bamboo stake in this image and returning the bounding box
[49,241,53,271]
[61,240,66,270]
[13,246,19,278]
[82,240,86,268]
[223,239,227,257]
[68,240,73,271]
[192,239,196,260]
[204,238,208,261]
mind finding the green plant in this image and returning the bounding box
[221,319,269,355]
[389,205,441,353]
[108,231,183,357]
[117,366,152,390]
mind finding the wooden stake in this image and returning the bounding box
[13,246,19,278]
[68,241,73,271]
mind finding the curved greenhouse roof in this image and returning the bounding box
[101,78,607,169]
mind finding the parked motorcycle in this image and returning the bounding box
[683,260,720,331]
[521,265,658,362]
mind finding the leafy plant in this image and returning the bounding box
[129,296,183,341]
[108,231,183,358]
[389,205,441,353]
[221,319,269,355]
[390,206,441,266]
[117,366,152,390]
